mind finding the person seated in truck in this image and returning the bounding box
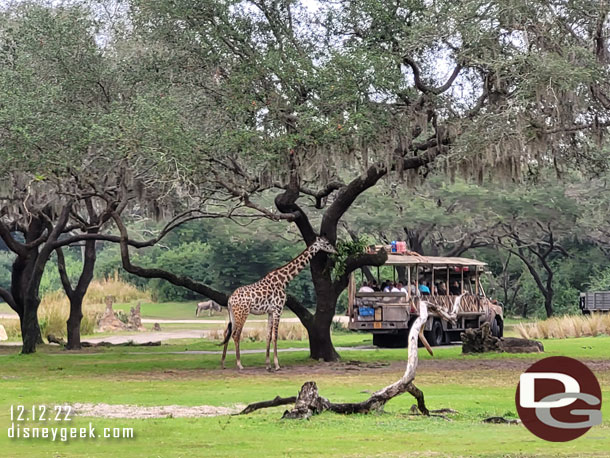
[396,283,409,300]
[383,280,394,292]
[409,282,418,296]
[418,282,431,296]
[359,282,374,293]
[371,280,380,291]
[450,280,461,295]
[397,282,408,294]
[437,282,448,295]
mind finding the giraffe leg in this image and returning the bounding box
[220,320,232,369]
[272,313,281,371]
[221,340,229,369]
[265,313,273,371]
[233,323,244,370]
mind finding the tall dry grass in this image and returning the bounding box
[0,318,21,339]
[2,278,151,340]
[516,314,610,339]
[208,322,310,342]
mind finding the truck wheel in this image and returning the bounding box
[373,331,408,348]
[424,320,444,347]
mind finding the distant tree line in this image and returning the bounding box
[1,1,609,357]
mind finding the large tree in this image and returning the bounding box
[116,0,610,360]
[0,3,200,353]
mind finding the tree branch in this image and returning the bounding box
[56,247,74,299]
[285,295,314,329]
[0,287,17,313]
[334,249,388,295]
[0,219,27,256]
[403,56,461,95]
[274,159,318,244]
[110,212,229,306]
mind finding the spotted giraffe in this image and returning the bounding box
[220,237,336,371]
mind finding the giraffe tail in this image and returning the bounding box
[219,321,232,346]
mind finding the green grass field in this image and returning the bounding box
[1,334,609,457]
[0,300,301,321]
[112,301,298,322]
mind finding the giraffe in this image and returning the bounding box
[220,237,336,371]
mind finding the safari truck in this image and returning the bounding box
[347,246,504,348]
[579,291,610,314]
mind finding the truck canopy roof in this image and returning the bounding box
[384,254,487,267]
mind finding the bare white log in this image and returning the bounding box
[363,294,462,405]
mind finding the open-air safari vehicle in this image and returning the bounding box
[347,245,504,348]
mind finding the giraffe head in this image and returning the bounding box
[311,236,337,254]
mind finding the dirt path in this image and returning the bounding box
[83,330,211,344]
[145,355,610,379]
[70,402,245,419]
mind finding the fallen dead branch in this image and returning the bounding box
[47,334,66,345]
[482,416,521,424]
[240,295,463,420]
[237,396,297,415]
[81,340,161,347]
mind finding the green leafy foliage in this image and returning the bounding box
[585,266,610,292]
[0,251,14,292]
[331,236,373,281]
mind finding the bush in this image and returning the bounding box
[148,241,214,301]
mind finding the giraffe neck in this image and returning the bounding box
[268,245,318,285]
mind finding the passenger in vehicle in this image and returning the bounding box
[450,280,461,295]
[371,280,381,291]
[397,282,408,294]
[359,282,374,293]
[418,282,431,296]
[437,282,447,295]
[409,282,418,295]
[383,281,394,292]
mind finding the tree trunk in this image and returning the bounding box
[544,292,554,318]
[58,237,97,351]
[308,272,340,361]
[21,303,41,354]
[66,298,84,350]
[308,316,339,361]
[396,266,407,284]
